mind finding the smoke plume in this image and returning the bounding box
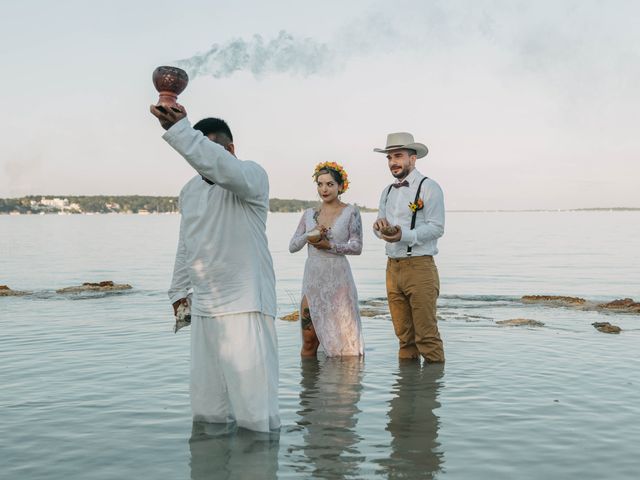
[176,30,333,79]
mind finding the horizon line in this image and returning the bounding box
[1,195,638,213]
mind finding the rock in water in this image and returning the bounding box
[521,295,586,305]
[597,298,640,313]
[279,310,299,321]
[359,307,386,317]
[56,281,132,293]
[496,318,545,327]
[592,322,622,334]
[0,285,30,296]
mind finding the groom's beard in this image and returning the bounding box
[391,166,411,180]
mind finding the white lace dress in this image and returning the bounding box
[289,205,365,356]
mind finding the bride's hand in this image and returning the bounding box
[311,238,331,250]
[307,235,321,245]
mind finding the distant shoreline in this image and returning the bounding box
[0,196,377,215]
[1,195,638,215]
[2,208,639,216]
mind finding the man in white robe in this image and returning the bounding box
[150,105,279,432]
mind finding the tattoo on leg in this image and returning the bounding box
[301,308,313,331]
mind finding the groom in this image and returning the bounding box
[373,132,445,363]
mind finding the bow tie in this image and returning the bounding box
[392,180,410,188]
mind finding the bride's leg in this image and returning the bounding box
[300,296,319,357]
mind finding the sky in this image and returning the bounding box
[1,0,639,210]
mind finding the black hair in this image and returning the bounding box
[314,168,343,187]
[193,118,233,146]
[406,148,417,157]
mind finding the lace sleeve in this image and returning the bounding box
[289,211,308,253]
[330,207,363,255]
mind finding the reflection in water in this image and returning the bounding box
[376,362,444,479]
[189,422,280,480]
[296,356,365,478]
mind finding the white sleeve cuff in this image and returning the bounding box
[162,117,191,142]
[168,290,189,304]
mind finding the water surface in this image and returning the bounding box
[1,212,639,479]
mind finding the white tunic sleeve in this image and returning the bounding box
[168,193,191,303]
[163,118,268,205]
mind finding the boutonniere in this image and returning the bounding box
[408,198,424,213]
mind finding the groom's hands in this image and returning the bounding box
[373,217,390,232]
[374,218,402,243]
[381,229,401,243]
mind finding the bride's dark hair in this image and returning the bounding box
[314,168,344,188]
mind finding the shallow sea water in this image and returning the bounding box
[1,212,639,479]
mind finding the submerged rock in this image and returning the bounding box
[0,285,30,296]
[496,318,545,327]
[56,281,132,294]
[592,322,622,334]
[597,298,640,313]
[360,297,388,307]
[358,298,390,317]
[280,310,299,321]
[521,295,586,305]
[522,294,640,316]
[360,307,387,317]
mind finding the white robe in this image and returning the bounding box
[191,313,280,432]
[163,118,279,432]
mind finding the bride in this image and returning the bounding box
[289,162,364,357]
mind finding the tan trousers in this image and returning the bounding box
[386,255,444,362]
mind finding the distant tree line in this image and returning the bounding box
[269,198,377,212]
[0,196,377,214]
[269,198,318,212]
[0,196,178,214]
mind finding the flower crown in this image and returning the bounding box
[312,161,349,193]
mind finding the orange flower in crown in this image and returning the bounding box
[312,161,350,193]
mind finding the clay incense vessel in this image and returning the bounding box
[381,225,400,236]
[152,66,189,112]
[306,228,323,243]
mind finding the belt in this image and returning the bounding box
[388,255,433,263]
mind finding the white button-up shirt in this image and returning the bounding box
[164,118,276,318]
[374,168,445,258]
